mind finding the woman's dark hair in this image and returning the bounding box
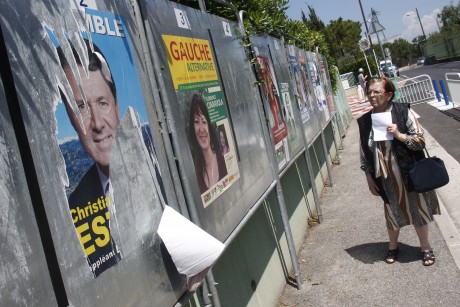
[218,126,229,148]
[368,76,396,101]
[188,94,220,176]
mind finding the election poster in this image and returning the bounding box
[47,8,161,277]
[318,58,336,117]
[288,46,310,124]
[161,35,240,208]
[255,55,289,170]
[296,49,317,120]
[308,53,330,122]
[279,83,295,124]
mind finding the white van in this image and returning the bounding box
[379,60,399,77]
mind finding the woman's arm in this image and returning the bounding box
[386,109,425,150]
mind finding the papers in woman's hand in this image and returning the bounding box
[371,112,394,141]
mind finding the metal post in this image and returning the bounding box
[303,145,323,223]
[362,51,372,77]
[331,115,341,164]
[358,0,379,73]
[248,42,303,290]
[415,8,426,39]
[432,80,441,102]
[132,0,185,212]
[283,43,324,223]
[197,0,206,12]
[320,129,333,187]
[263,112,304,289]
[135,1,221,306]
[372,48,381,77]
[439,80,450,105]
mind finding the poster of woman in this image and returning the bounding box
[162,34,240,207]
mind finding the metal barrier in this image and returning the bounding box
[340,72,356,88]
[445,73,460,107]
[397,74,435,104]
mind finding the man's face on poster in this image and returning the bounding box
[64,65,120,174]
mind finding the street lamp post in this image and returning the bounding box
[415,8,426,40]
[406,9,427,56]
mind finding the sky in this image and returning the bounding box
[286,0,454,42]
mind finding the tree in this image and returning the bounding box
[388,38,419,66]
[325,18,362,59]
[438,1,460,34]
[301,5,325,32]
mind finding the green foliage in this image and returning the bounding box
[325,18,362,58]
[370,39,421,67]
[302,5,326,32]
[425,1,460,44]
[388,38,420,65]
[338,55,378,80]
[168,0,338,92]
[301,6,362,80]
[438,1,460,34]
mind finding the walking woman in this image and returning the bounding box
[357,77,440,266]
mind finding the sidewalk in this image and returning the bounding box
[277,109,460,305]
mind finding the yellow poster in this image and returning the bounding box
[162,35,218,90]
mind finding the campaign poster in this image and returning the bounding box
[319,59,336,116]
[279,83,295,124]
[288,46,310,123]
[255,55,289,170]
[161,35,240,208]
[308,58,330,121]
[296,50,317,120]
[47,8,161,277]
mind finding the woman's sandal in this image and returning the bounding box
[421,250,435,266]
[385,248,399,264]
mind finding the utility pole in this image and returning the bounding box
[358,0,379,76]
[416,8,426,40]
[371,8,387,43]
[414,8,426,56]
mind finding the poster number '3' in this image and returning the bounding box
[174,9,190,29]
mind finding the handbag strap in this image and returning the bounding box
[423,146,430,158]
[409,140,430,164]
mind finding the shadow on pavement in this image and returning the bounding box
[346,242,422,264]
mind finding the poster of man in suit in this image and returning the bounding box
[49,7,160,277]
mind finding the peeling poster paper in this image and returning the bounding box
[157,205,225,291]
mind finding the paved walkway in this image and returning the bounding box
[347,95,372,117]
[277,97,460,306]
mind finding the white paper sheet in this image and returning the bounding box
[157,205,225,291]
[371,112,394,141]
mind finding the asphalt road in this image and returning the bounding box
[410,102,460,163]
[396,62,460,164]
[400,61,460,81]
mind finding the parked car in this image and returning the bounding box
[417,56,425,65]
[381,65,400,78]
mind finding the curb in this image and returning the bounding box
[435,198,460,271]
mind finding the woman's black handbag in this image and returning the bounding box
[408,148,449,193]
